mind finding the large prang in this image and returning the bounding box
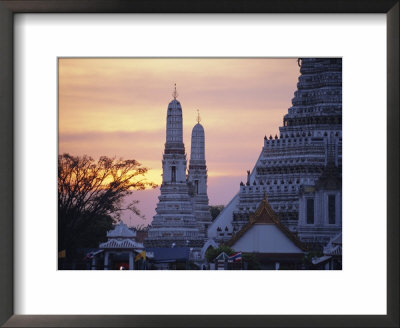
[145,88,202,248]
[208,58,342,248]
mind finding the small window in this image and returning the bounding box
[171,166,176,182]
[328,195,336,224]
[307,199,314,224]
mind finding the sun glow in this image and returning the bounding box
[59,58,299,223]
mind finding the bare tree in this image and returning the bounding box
[58,153,156,255]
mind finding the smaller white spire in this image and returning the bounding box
[190,117,205,162]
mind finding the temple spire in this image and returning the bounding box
[196,109,201,124]
[165,84,184,148]
[172,83,178,100]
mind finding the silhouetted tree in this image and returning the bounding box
[58,153,156,256]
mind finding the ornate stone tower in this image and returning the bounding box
[208,58,342,248]
[145,86,202,248]
[188,111,212,239]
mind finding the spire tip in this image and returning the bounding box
[172,83,178,100]
[196,109,201,124]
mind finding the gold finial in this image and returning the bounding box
[172,83,178,100]
[196,109,201,124]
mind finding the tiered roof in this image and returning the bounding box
[106,222,136,239]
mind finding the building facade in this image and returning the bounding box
[208,58,342,248]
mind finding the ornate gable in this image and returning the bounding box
[227,194,307,251]
[250,195,280,224]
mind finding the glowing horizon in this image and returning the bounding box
[59,58,300,226]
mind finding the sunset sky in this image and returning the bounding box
[58,58,300,227]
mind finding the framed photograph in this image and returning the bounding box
[57,57,342,272]
[0,1,398,327]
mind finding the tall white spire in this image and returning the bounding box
[165,84,183,146]
[145,87,201,248]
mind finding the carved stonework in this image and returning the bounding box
[217,58,342,247]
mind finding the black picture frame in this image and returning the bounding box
[0,1,398,327]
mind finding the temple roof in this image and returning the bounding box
[226,195,306,252]
[215,252,230,261]
[107,222,136,239]
[99,239,144,249]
